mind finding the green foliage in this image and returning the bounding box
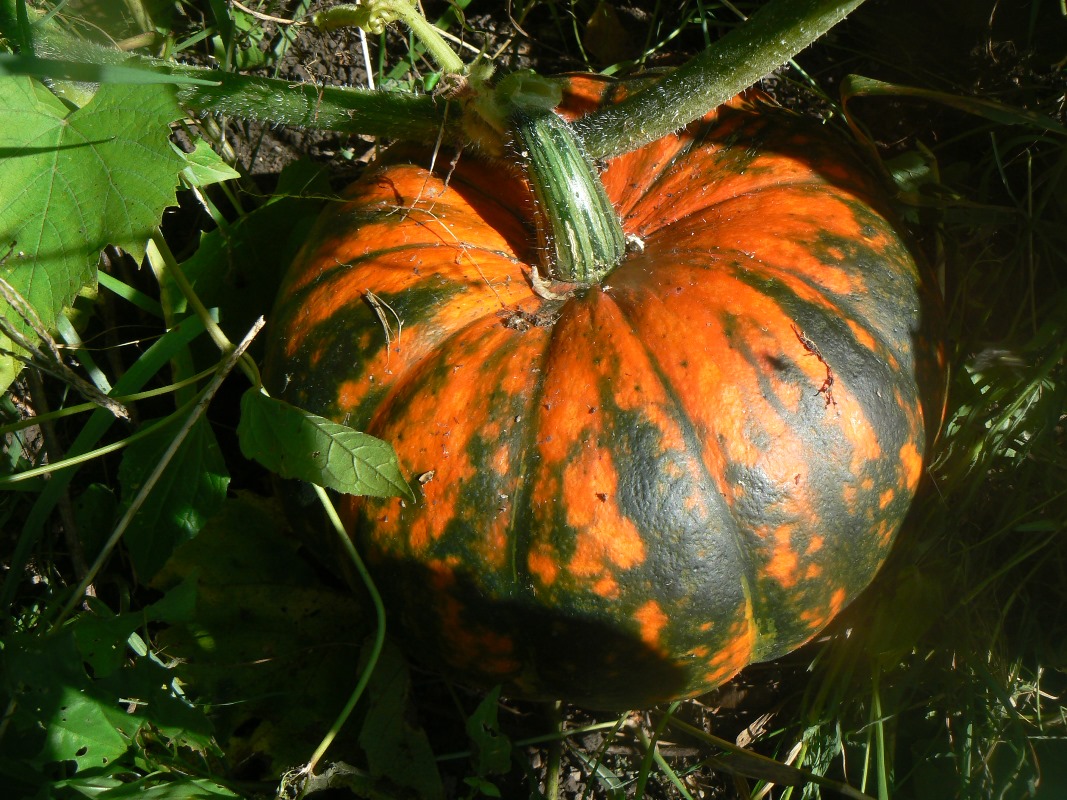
[238,390,415,501]
[0,580,214,793]
[0,77,185,390]
[358,642,445,799]
[118,416,229,582]
[153,493,369,774]
[0,0,1064,798]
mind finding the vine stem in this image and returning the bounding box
[148,230,263,389]
[573,0,867,158]
[52,316,264,628]
[312,1,465,75]
[300,484,387,778]
[544,700,563,800]
[5,0,870,159]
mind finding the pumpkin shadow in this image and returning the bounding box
[361,555,693,711]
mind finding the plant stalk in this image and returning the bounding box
[573,0,867,158]
[511,108,625,284]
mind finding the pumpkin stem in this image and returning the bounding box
[508,88,626,285]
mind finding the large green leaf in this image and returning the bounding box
[118,416,230,582]
[0,583,214,777]
[0,77,184,389]
[238,389,415,501]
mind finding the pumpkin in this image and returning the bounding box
[264,75,945,709]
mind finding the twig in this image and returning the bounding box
[0,277,129,420]
[230,0,302,25]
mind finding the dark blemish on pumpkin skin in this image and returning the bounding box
[792,325,837,409]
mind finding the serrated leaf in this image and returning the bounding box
[0,76,184,390]
[118,416,230,582]
[466,687,512,777]
[178,139,241,188]
[238,389,415,501]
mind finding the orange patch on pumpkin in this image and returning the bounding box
[634,600,669,650]
[845,318,878,353]
[593,575,620,599]
[527,545,559,587]
[765,526,799,589]
[565,453,646,577]
[878,488,895,510]
[704,616,757,686]
[899,441,924,492]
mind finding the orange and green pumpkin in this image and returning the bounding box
[264,75,945,709]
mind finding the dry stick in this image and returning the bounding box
[0,277,129,420]
[52,316,265,628]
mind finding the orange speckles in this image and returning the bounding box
[337,378,368,414]
[844,410,883,476]
[842,483,858,508]
[845,318,878,353]
[569,506,645,574]
[527,545,559,587]
[634,600,668,650]
[878,488,895,510]
[829,587,847,616]
[876,518,895,547]
[804,563,822,580]
[704,616,756,684]
[593,575,620,599]
[800,587,848,633]
[861,477,875,492]
[899,441,923,492]
[807,535,824,554]
[491,440,511,477]
[765,526,799,588]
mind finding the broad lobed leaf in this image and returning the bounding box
[0,77,185,390]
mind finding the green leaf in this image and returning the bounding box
[96,777,241,799]
[359,640,445,800]
[0,77,185,390]
[178,139,241,188]
[238,389,415,501]
[72,580,197,678]
[1,630,132,772]
[466,687,512,777]
[118,416,230,582]
[45,683,131,771]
